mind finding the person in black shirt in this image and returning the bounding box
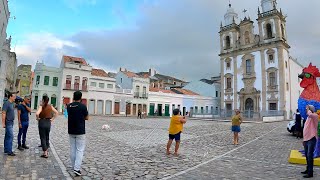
[67,91,89,176]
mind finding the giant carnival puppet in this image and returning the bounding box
[298,63,320,158]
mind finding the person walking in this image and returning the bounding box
[17,95,31,150]
[137,109,142,119]
[36,95,58,158]
[2,92,16,156]
[67,91,89,176]
[301,105,318,178]
[231,109,242,145]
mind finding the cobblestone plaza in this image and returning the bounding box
[0,115,317,179]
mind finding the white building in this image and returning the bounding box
[59,55,91,112]
[0,0,10,107]
[31,62,61,110]
[219,0,303,119]
[149,88,215,117]
[88,68,116,115]
[183,79,221,114]
[116,68,149,116]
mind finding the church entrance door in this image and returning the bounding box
[245,98,254,118]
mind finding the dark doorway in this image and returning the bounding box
[158,104,162,116]
[245,98,254,118]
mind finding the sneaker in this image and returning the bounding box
[22,144,29,149]
[17,146,24,151]
[7,152,16,156]
[74,170,81,176]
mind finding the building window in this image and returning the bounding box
[205,106,209,114]
[285,61,288,68]
[0,60,2,68]
[226,77,232,89]
[74,76,80,90]
[36,75,40,85]
[120,78,123,83]
[269,103,277,110]
[143,86,147,94]
[53,77,58,86]
[90,82,96,87]
[269,54,274,61]
[99,83,105,88]
[266,23,273,39]
[44,76,49,85]
[226,36,231,49]
[82,77,88,91]
[286,82,289,91]
[107,84,113,89]
[246,59,252,74]
[216,91,218,97]
[269,72,276,87]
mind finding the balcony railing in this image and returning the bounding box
[134,92,148,99]
[63,83,88,91]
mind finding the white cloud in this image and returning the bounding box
[15,32,78,67]
[14,0,320,80]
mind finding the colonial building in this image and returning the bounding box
[5,51,17,92]
[16,64,32,97]
[219,0,303,119]
[59,55,91,112]
[116,68,150,116]
[0,0,12,107]
[137,68,187,89]
[31,62,61,109]
[87,68,116,115]
[183,79,221,114]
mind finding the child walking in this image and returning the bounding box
[166,109,187,156]
[231,109,242,145]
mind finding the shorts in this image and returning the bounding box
[231,126,241,132]
[169,132,181,141]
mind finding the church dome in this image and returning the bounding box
[224,4,238,25]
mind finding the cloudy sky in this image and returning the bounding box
[7,0,320,81]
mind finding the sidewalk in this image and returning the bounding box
[0,118,69,180]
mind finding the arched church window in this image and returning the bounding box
[266,23,273,39]
[245,31,250,44]
[226,77,232,89]
[226,36,231,49]
[246,59,252,74]
[269,72,276,87]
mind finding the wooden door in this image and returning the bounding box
[114,102,120,114]
[133,104,137,115]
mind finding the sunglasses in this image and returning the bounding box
[305,73,312,79]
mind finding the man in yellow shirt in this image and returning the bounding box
[166,109,187,156]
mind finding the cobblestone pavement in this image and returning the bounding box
[1,114,316,179]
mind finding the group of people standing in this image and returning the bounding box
[2,91,89,177]
[2,93,32,156]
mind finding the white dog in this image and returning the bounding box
[102,124,111,130]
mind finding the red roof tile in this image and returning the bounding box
[149,87,177,94]
[173,88,199,95]
[91,68,108,77]
[63,55,88,65]
[122,71,139,78]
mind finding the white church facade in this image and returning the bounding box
[219,0,303,119]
